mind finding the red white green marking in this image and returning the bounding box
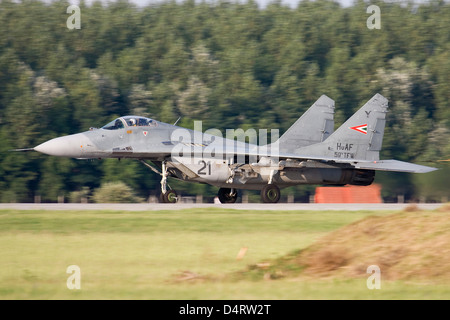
[349,124,368,134]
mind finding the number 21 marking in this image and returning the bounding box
[198,160,211,175]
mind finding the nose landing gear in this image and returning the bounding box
[160,189,178,203]
[139,159,178,203]
[159,160,178,203]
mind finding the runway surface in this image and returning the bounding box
[0,203,444,211]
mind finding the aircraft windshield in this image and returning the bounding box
[122,116,157,127]
[102,116,157,130]
[102,118,125,130]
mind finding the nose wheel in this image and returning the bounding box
[160,189,178,203]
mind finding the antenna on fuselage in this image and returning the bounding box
[173,117,181,126]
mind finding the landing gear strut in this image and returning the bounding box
[138,159,178,203]
[159,160,178,203]
[218,188,237,204]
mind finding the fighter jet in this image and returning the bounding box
[19,93,436,203]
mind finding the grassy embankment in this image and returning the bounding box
[0,207,449,299]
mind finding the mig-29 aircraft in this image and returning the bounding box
[19,93,436,203]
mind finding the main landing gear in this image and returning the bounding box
[260,184,281,203]
[218,188,238,204]
[260,169,280,203]
[217,185,281,203]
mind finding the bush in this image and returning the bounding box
[92,182,143,203]
[69,187,91,203]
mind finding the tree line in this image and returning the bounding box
[0,0,449,202]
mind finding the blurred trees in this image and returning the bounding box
[0,0,449,202]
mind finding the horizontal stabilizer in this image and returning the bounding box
[353,160,437,173]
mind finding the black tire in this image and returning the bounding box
[162,190,178,203]
[218,188,237,204]
[261,184,281,203]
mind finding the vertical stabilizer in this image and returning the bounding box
[278,95,335,153]
[296,93,388,161]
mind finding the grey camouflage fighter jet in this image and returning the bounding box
[19,93,436,203]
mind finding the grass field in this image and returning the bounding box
[0,208,449,299]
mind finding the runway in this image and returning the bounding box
[0,202,444,211]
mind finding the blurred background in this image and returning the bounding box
[0,0,449,203]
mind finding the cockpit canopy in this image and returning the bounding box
[102,116,158,130]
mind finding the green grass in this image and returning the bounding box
[0,208,448,299]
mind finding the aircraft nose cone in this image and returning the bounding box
[34,134,91,157]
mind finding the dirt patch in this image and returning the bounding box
[303,211,449,281]
[436,203,450,212]
[243,209,450,283]
[303,248,351,275]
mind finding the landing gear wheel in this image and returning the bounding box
[160,190,178,203]
[261,184,281,203]
[218,188,237,204]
